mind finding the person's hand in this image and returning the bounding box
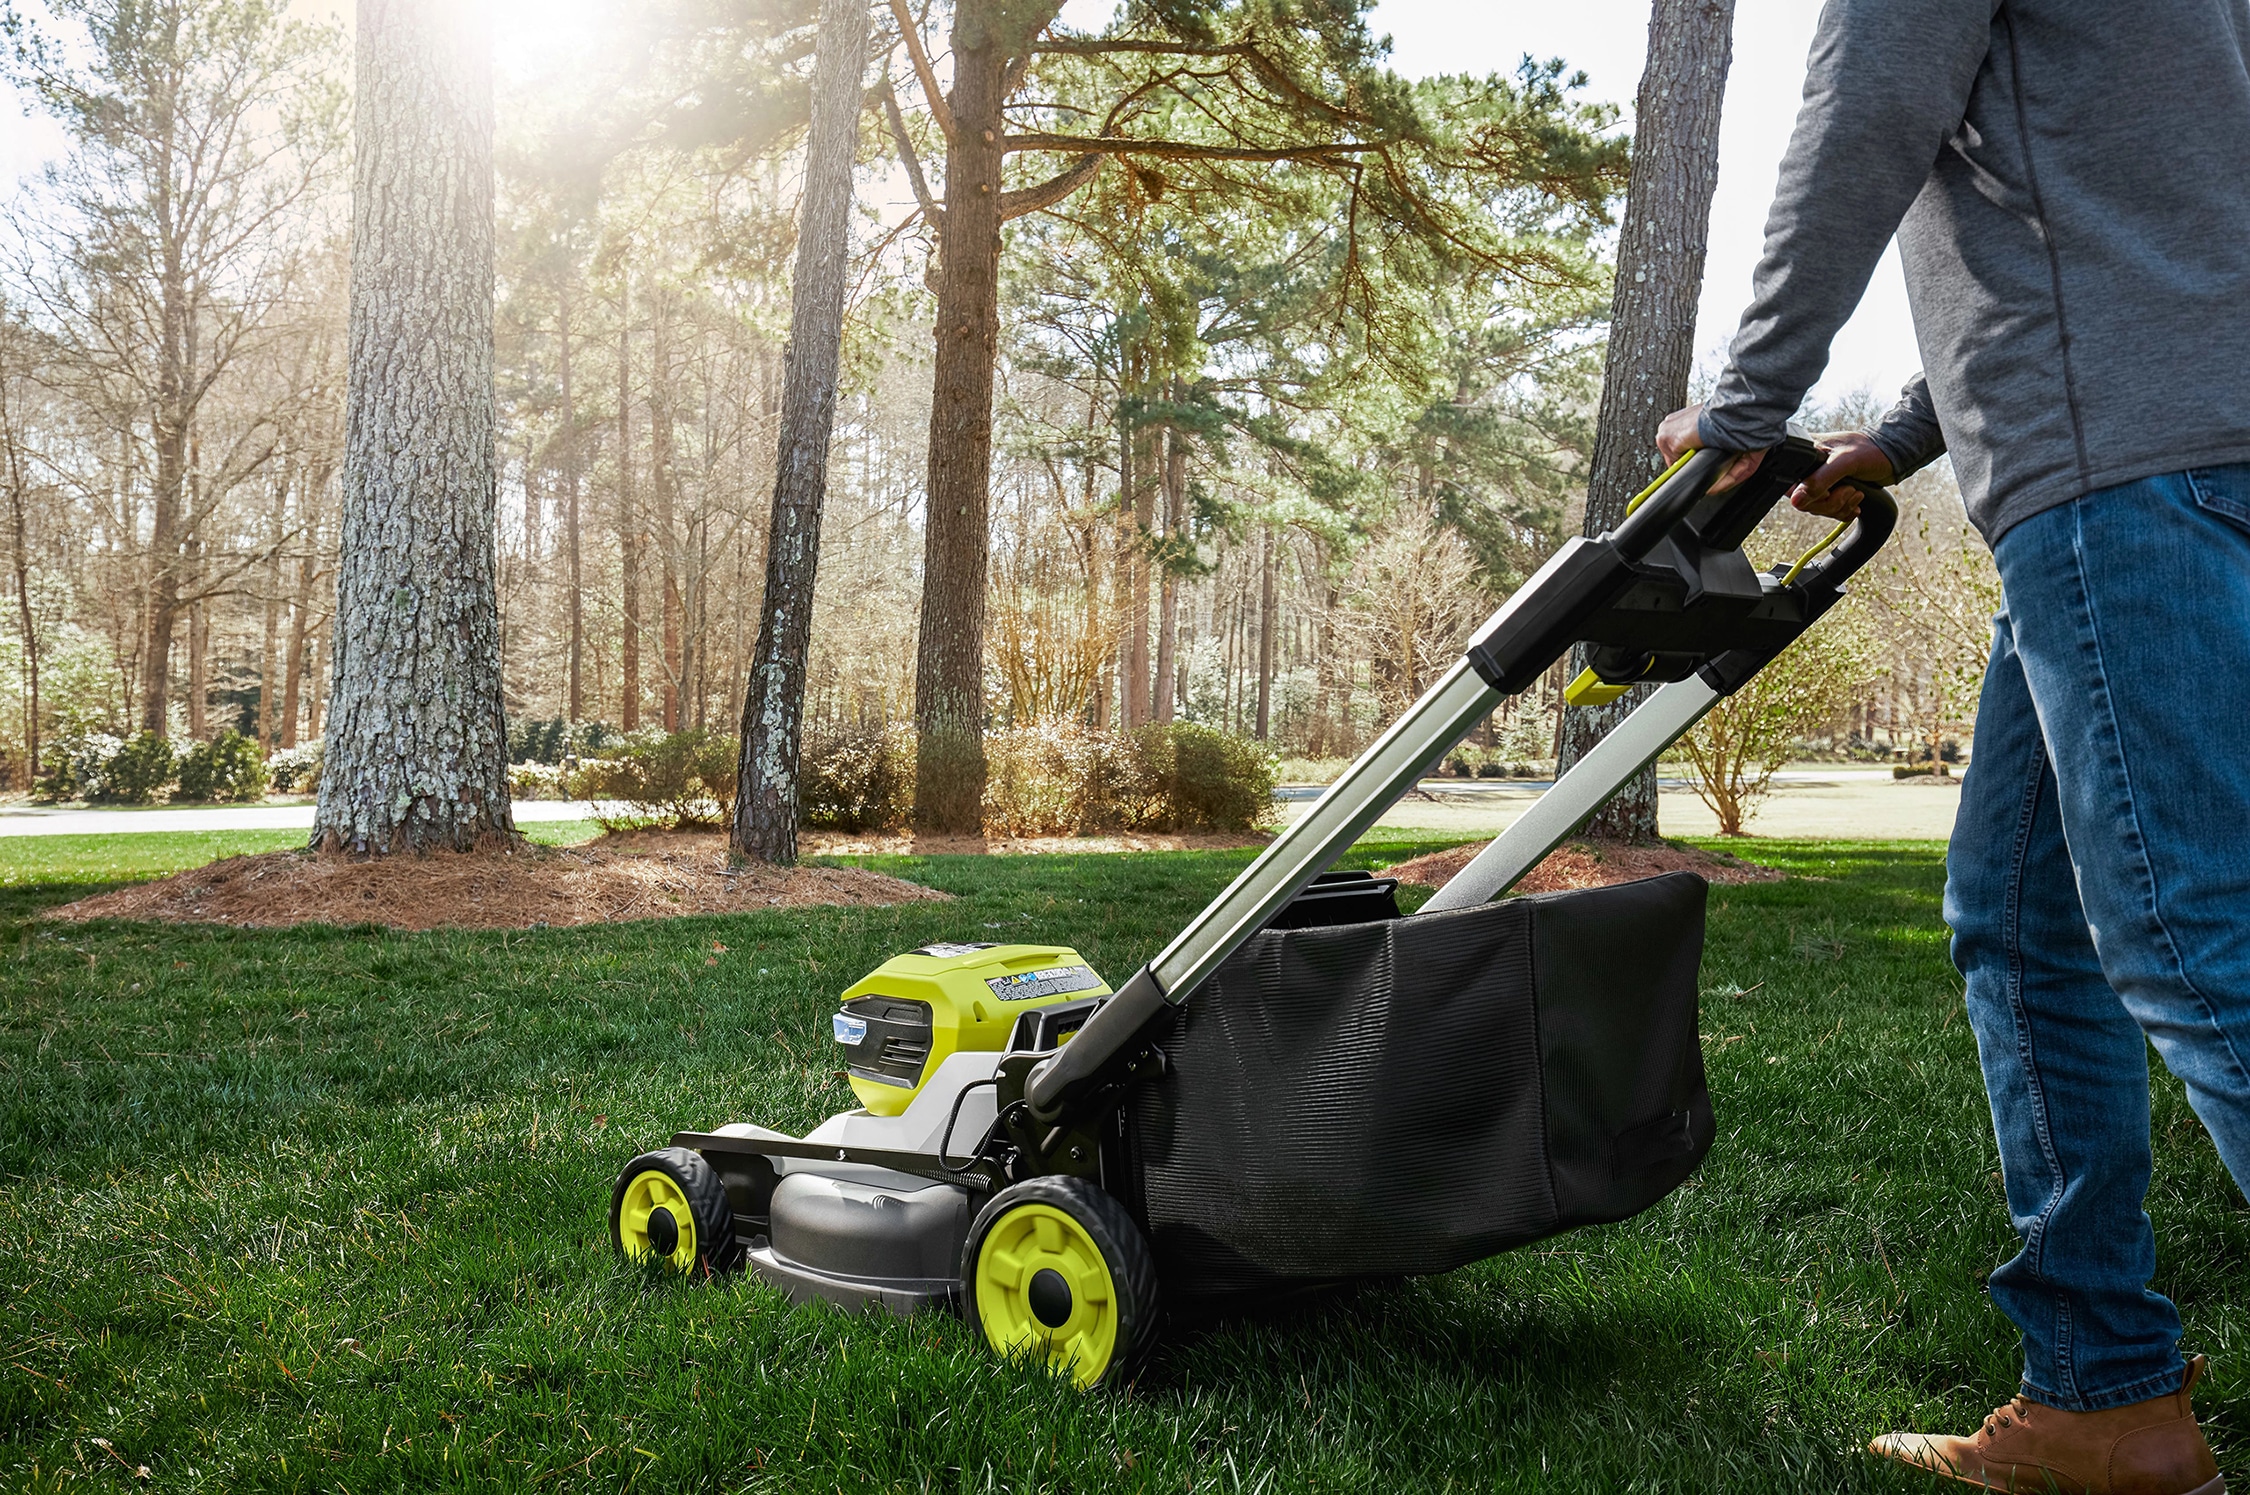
[1791,431,1895,520]
[1656,402,1765,493]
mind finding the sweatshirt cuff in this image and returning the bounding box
[1697,401,1789,455]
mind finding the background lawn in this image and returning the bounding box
[2,834,2246,1491]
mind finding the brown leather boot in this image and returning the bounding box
[1869,1355,2224,1494]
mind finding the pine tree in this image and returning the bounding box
[314,0,512,852]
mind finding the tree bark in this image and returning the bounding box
[281,542,313,749]
[259,467,287,749]
[650,294,682,731]
[1554,0,1736,841]
[1152,403,1186,725]
[315,0,514,853]
[559,284,583,723]
[1121,360,1155,727]
[1255,525,1274,741]
[617,302,640,730]
[733,0,867,865]
[910,5,1008,833]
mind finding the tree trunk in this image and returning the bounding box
[315,0,513,853]
[910,9,1007,834]
[259,472,286,750]
[617,305,640,731]
[186,537,208,740]
[4,423,36,779]
[650,296,682,731]
[1152,405,1185,725]
[1121,371,1155,727]
[559,285,583,723]
[733,0,867,864]
[1553,0,1736,841]
[1255,526,1275,741]
[139,244,192,737]
[281,543,313,749]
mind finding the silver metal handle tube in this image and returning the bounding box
[1147,659,1500,999]
[1418,675,1720,913]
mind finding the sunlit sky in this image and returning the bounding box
[0,0,1919,407]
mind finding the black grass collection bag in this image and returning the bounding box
[1125,872,1714,1297]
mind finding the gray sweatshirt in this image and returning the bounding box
[1698,0,2250,542]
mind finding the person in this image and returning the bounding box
[1652,1,2250,1491]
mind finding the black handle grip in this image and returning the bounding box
[1796,482,1898,598]
[1609,448,1731,561]
[1697,482,1900,697]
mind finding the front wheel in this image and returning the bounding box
[962,1175,1159,1389]
[611,1147,736,1275]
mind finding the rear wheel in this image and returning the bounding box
[611,1147,736,1275]
[963,1175,1158,1389]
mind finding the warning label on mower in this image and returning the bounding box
[986,964,1104,1002]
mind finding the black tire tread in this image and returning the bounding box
[610,1146,738,1276]
[962,1175,1161,1387]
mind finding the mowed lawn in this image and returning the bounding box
[3,833,2247,1492]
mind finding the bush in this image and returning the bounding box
[1475,760,1505,779]
[508,761,569,800]
[800,724,915,832]
[507,717,618,766]
[1138,722,1275,833]
[174,730,267,803]
[266,740,323,795]
[571,728,737,829]
[94,732,178,805]
[982,722,1275,836]
[983,723,1153,837]
[36,733,120,802]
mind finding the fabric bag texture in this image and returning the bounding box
[1127,872,1713,1297]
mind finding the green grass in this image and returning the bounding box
[2,833,2246,1491]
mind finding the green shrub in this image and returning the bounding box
[800,724,914,832]
[983,723,1154,837]
[91,732,178,805]
[36,733,118,801]
[266,740,322,795]
[508,761,569,800]
[174,731,268,803]
[1136,722,1275,833]
[571,728,736,829]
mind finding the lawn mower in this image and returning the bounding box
[609,439,1898,1387]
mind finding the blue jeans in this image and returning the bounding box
[1945,465,2250,1412]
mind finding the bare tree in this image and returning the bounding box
[733,0,869,865]
[314,0,512,852]
[1554,0,1737,840]
[2,0,344,737]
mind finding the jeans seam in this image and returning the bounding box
[2003,723,2076,1402]
[2067,502,2250,1104]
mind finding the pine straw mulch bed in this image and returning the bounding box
[1383,838,1786,896]
[41,835,948,932]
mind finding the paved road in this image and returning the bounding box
[0,800,607,838]
[1271,766,1902,802]
[1,767,1938,840]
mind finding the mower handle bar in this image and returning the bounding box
[1025,444,1895,1125]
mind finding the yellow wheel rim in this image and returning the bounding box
[973,1202,1119,1389]
[617,1168,698,1270]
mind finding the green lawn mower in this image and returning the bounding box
[609,441,1898,1387]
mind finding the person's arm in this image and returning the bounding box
[1864,373,1946,481]
[1697,0,1995,456]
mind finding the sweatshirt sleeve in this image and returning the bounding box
[1866,373,1946,479]
[1696,0,1995,455]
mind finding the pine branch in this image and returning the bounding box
[1004,131,1382,163]
[1000,152,1105,221]
[881,79,944,227]
[885,0,955,142]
